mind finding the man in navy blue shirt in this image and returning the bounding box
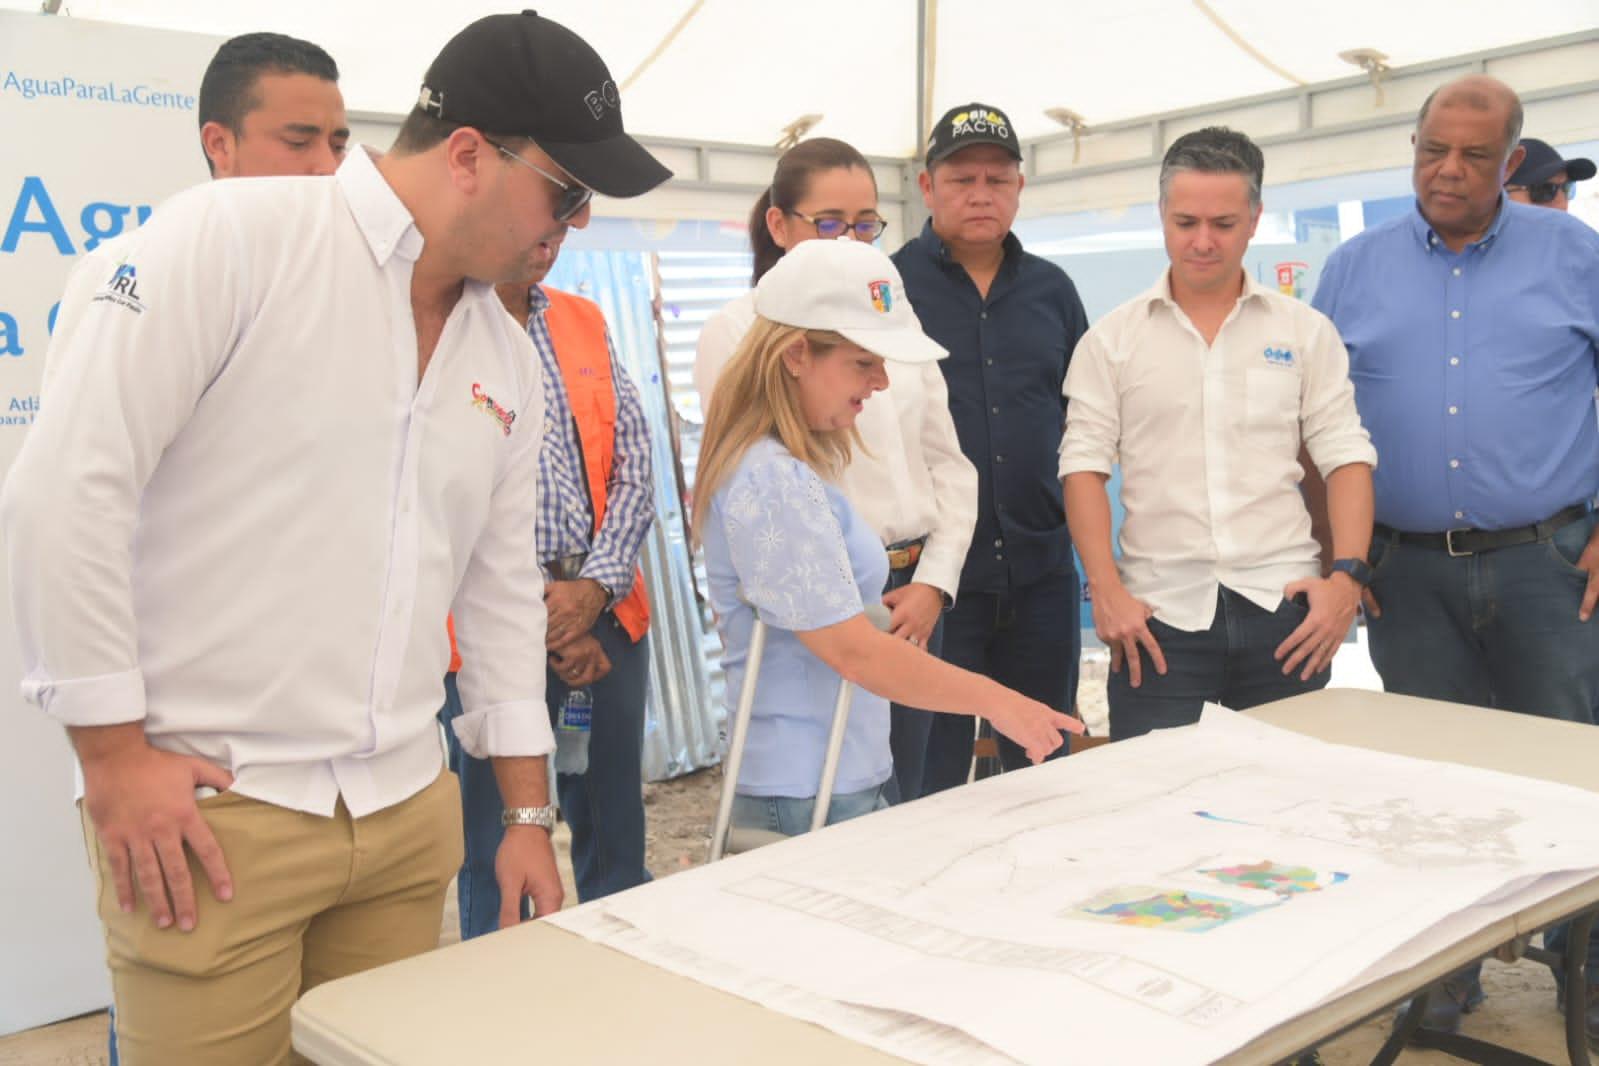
[1314,74,1599,1042]
[892,104,1088,796]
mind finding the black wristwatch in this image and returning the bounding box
[1330,557,1374,586]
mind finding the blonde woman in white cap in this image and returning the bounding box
[692,240,1080,835]
[695,139,977,807]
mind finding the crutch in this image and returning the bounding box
[709,601,893,861]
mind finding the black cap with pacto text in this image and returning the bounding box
[417,10,672,198]
[925,102,1022,168]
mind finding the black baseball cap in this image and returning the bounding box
[1508,138,1596,186]
[417,10,671,198]
[925,103,1022,168]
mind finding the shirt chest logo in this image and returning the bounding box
[93,262,146,314]
[1263,346,1295,368]
[471,382,516,436]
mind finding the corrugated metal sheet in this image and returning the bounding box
[655,249,757,737]
[544,249,724,781]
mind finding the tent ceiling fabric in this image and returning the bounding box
[9,0,1599,157]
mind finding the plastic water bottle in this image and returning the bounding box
[554,688,593,775]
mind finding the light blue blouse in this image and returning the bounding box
[703,437,892,798]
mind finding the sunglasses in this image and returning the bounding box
[785,209,887,242]
[484,138,594,222]
[1507,180,1576,205]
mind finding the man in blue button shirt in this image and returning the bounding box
[892,103,1088,795]
[1313,74,1599,1042]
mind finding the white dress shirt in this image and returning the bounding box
[3,148,553,818]
[695,290,977,600]
[1058,272,1377,632]
[41,234,125,393]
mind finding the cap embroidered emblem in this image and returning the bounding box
[868,280,893,313]
[951,109,1008,137]
[583,80,620,120]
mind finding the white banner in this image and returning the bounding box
[0,11,220,1035]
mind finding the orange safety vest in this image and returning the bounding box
[543,287,650,644]
[446,287,650,669]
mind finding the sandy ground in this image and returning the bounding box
[1,669,1578,1065]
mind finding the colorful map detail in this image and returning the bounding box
[1074,888,1267,932]
[1199,861,1348,898]
[1070,862,1348,932]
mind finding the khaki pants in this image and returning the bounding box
[82,770,464,1066]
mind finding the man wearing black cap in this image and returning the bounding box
[1506,137,1595,212]
[892,104,1088,796]
[3,12,669,1063]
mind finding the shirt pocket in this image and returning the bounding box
[1245,367,1301,445]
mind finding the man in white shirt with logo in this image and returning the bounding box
[1060,127,1375,740]
[2,13,670,1064]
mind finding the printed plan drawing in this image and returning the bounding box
[553,709,1599,1065]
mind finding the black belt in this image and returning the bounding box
[1375,504,1590,558]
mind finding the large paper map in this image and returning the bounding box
[553,708,1599,1064]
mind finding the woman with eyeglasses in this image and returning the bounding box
[695,240,1080,836]
[694,138,981,806]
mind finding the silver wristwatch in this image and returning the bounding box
[501,805,558,831]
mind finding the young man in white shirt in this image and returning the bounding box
[1060,126,1376,740]
[2,13,670,1064]
[42,32,350,396]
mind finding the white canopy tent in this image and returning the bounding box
[9,0,1599,151]
[7,0,1599,227]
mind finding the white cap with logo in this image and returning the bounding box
[753,239,948,364]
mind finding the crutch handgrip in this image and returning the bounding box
[809,600,895,832]
[708,617,767,861]
[711,598,897,858]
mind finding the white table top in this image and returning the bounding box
[293,689,1599,1066]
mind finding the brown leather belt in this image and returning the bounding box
[1374,503,1590,558]
[886,538,926,571]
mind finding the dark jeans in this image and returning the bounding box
[1108,587,1328,740]
[921,567,1080,796]
[884,564,947,805]
[439,616,651,939]
[1366,510,1599,981]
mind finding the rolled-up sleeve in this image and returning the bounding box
[1058,329,1121,479]
[578,331,654,601]
[450,329,555,761]
[2,189,243,727]
[1300,312,1378,478]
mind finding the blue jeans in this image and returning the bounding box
[921,567,1081,795]
[1365,513,1599,725]
[1107,587,1328,740]
[1366,511,1599,980]
[884,563,946,804]
[439,615,651,940]
[732,781,890,836]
